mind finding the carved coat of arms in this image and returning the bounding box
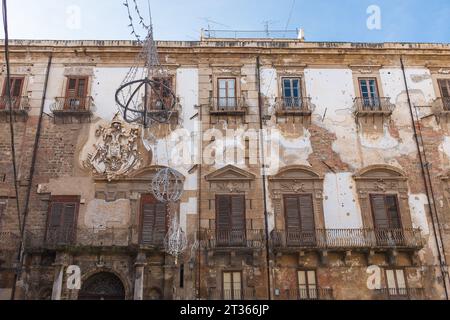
[83,114,141,181]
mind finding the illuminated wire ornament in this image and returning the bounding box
[164,215,187,264]
[151,168,184,203]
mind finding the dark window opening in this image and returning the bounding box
[47,196,79,246]
[64,77,89,110]
[438,79,450,110]
[282,77,302,109]
[179,264,184,288]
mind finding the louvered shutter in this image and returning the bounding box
[230,195,246,245]
[154,203,167,245]
[298,195,316,245]
[386,195,401,229]
[285,196,301,245]
[141,203,156,246]
[216,195,231,246]
[439,80,450,97]
[61,203,76,244]
[371,195,390,229]
[48,203,63,244]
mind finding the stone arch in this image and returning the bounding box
[78,271,126,300]
[354,165,407,180]
[78,267,131,300]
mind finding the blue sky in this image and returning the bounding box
[1,0,450,43]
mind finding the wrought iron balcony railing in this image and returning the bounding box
[270,228,423,251]
[434,97,450,112]
[209,97,247,115]
[353,97,395,115]
[24,227,136,250]
[50,96,95,114]
[199,229,265,250]
[0,96,30,113]
[375,288,425,300]
[207,288,257,300]
[277,288,334,300]
[0,231,21,251]
[275,97,313,115]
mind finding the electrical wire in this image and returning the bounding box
[283,0,296,37]
[2,0,22,240]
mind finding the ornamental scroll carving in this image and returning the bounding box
[82,114,142,181]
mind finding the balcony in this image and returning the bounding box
[0,96,30,121]
[24,227,138,253]
[199,229,265,251]
[353,97,395,117]
[209,97,247,116]
[270,228,423,252]
[207,288,257,300]
[275,97,313,116]
[50,96,95,123]
[375,288,425,300]
[276,288,334,301]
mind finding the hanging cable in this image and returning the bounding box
[2,0,22,243]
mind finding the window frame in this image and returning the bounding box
[438,79,450,98]
[281,77,303,109]
[1,76,25,110]
[369,193,403,230]
[358,77,381,109]
[139,193,168,246]
[63,76,89,110]
[384,268,409,298]
[217,77,237,109]
[222,270,243,300]
[215,194,247,246]
[297,269,318,300]
[46,195,80,245]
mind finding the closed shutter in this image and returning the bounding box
[230,195,246,245]
[216,195,231,245]
[65,77,88,110]
[439,79,450,98]
[61,203,76,244]
[285,196,301,244]
[284,195,315,245]
[385,195,401,229]
[299,195,315,232]
[141,195,167,246]
[48,203,63,243]
[371,195,390,229]
[141,203,156,245]
[47,197,78,245]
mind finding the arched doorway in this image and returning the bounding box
[78,272,126,300]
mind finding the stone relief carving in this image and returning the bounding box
[214,182,247,193]
[281,181,306,193]
[82,114,142,181]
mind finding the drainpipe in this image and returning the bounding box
[400,56,449,299]
[11,53,53,300]
[256,56,273,300]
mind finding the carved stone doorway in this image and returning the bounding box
[78,272,126,300]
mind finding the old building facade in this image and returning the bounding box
[1,39,450,300]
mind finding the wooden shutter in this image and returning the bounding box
[371,195,390,229]
[47,197,78,245]
[285,196,301,232]
[216,195,231,232]
[61,203,76,244]
[231,195,246,245]
[141,203,156,245]
[386,195,401,229]
[298,195,315,232]
[438,79,450,98]
[141,195,166,246]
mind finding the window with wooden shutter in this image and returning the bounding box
[283,194,316,246]
[140,194,167,246]
[217,78,237,110]
[64,77,88,110]
[47,196,79,246]
[370,194,402,229]
[223,271,242,300]
[359,78,380,110]
[385,269,408,298]
[1,77,24,109]
[297,270,318,300]
[0,201,6,230]
[438,79,450,110]
[215,195,246,247]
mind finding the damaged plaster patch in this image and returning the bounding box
[84,199,131,229]
[408,194,430,235]
[359,125,399,150]
[439,136,450,159]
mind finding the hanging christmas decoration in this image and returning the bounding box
[151,167,184,203]
[164,214,187,264]
[116,0,177,127]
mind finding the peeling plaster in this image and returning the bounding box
[84,199,131,229]
[408,194,430,235]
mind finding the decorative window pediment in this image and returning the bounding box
[205,165,255,182]
[354,165,407,181]
[269,165,323,181]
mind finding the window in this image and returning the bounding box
[64,77,88,110]
[282,78,302,109]
[438,79,450,110]
[217,78,236,110]
[223,271,242,300]
[359,78,380,110]
[370,194,402,229]
[1,77,24,109]
[385,269,408,298]
[0,201,6,228]
[47,196,79,245]
[140,194,167,246]
[150,77,173,110]
[284,195,316,246]
[297,270,318,300]
[216,195,246,247]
